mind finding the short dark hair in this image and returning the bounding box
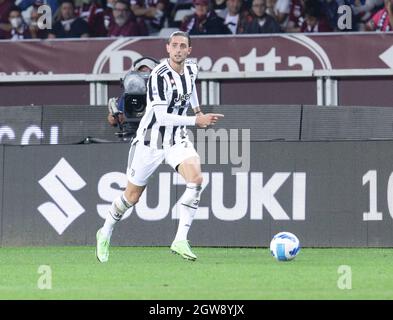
[9,5,22,13]
[304,0,321,18]
[60,0,75,7]
[115,0,130,8]
[167,31,191,47]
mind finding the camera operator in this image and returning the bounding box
[107,56,160,140]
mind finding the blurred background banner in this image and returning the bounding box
[2,104,393,145]
[1,33,393,74]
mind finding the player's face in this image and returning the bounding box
[166,36,192,65]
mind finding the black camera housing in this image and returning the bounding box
[116,93,147,140]
[123,93,147,119]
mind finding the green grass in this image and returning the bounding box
[0,247,392,299]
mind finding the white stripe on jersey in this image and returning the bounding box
[133,59,199,149]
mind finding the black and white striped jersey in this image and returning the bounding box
[133,58,199,149]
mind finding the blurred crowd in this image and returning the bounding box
[0,0,392,40]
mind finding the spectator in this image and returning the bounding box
[349,0,384,31]
[48,0,90,38]
[300,0,332,32]
[76,0,107,37]
[219,0,244,34]
[29,2,49,38]
[0,0,13,23]
[212,0,227,10]
[6,5,32,39]
[107,0,147,37]
[0,0,13,38]
[366,0,393,31]
[285,0,304,32]
[103,0,116,30]
[238,0,281,33]
[319,0,340,31]
[168,0,192,28]
[181,0,231,34]
[131,0,168,35]
[351,0,384,29]
[18,0,59,16]
[269,0,291,29]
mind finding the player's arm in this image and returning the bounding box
[193,107,203,116]
[190,82,203,116]
[154,104,223,128]
[187,69,224,126]
[151,74,222,127]
[149,73,195,126]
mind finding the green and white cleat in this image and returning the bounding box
[170,240,197,261]
[96,228,110,263]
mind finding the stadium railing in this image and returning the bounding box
[0,68,392,106]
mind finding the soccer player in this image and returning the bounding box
[96,31,224,262]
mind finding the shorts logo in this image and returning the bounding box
[131,169,135,177]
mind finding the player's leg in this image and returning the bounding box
[100,181,145,239]
[166,143,203,261]
[96,181,145,262]
[96,142,164,262]
[175,156,203,240]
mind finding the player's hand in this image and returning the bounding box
[196,113,224,128]
[107,113,125,126]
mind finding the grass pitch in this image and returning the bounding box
[0,247,392,300]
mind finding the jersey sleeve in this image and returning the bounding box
[188,61,200,109]
[154,104,197,126]
[190,84,200,109]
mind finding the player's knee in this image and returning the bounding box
[188,174,203,185]
[123,189,142,205]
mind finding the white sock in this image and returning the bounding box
[101,193,133,239]
[174,183,202,242]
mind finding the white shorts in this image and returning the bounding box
[126,140,199,186]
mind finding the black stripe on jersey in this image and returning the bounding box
[178,94,187,118]
[158,126,165,149]
[179,74,188,107]
[187,65,195,92]
[186,65,193,76]
[148,78,153,101]
[171,126,178,146]
[172,94,189,145]
[144,113,156,146]
[157,75,166,101]
[157,65,167,75]
[180,126,186,139]
[172,106,187,145]
[179,106,186,115]
[158,68,169,76]
[167,72,177,114]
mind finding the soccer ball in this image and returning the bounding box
[270,232,300,261]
